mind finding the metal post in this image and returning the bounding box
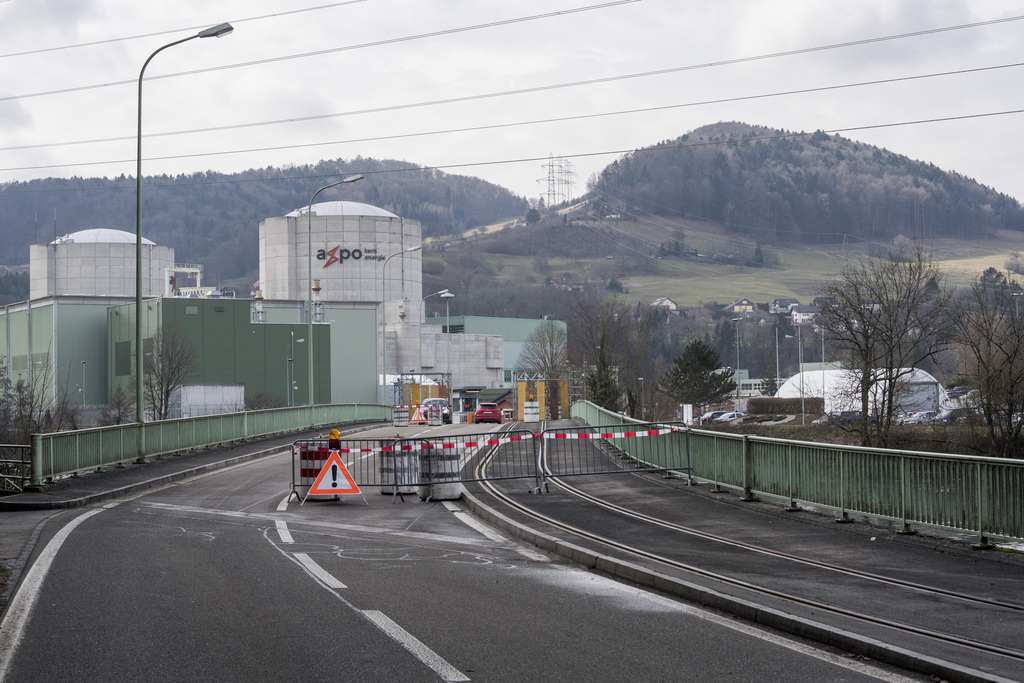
[135,22,233,427]
[419,289,449,376]
[442,291,455,404]
[81,360,86,410]
[306,174,363,409]
[380,245,422,404]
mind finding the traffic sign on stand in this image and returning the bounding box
[301,451,367,506]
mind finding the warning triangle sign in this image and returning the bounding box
[308,451,361,495]
[410,406,426,423]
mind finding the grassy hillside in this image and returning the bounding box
[448,214,1024,309]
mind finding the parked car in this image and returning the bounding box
[421,397,452,424]
[701,410,727,424]
[473,402,503,424]
[937,407,976,423]
[902,410,937,425]
[714,411,745,423]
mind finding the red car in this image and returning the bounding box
[473,402,503,424]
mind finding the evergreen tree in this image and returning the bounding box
[658,340,735,410]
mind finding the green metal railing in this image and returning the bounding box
[29,404,392,488]
[571,401,1024,545]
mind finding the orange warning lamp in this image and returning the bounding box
[529,394,534,401]
[328,428,341,450]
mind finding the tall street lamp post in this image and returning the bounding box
[135,22,233,425]
[441,291,455,404]
[731,317,743,411]
[306,174,364,408]
[81,360,86,410]
[287,332,304,407]
[419,289,449,377]
[380,245,422,404]
[638,376,644,420]
[786,328,805,425]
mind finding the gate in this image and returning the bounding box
[291,429,541,499]
[291,423,690,501]
[539,423,692,489]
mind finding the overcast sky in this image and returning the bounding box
[2,0,1024,205]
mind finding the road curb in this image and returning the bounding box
[461,488,1011,683]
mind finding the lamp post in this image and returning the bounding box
[81,360,86,410]
[306,174,364,408]
[419,289,449,376]
[441,291,455,404]
[287,332,304,406]
[786,327,805,425]
[135,22,233,425]
[731,317,743,410]
[638,377,644,420]
[380,245,422,404]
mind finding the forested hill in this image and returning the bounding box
[0,158,527,285]
[589,122,1024,244]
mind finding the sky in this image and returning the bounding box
[2,0,1024,205]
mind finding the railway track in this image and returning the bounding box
[468,424,1024,682]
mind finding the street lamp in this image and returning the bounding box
[135,22,233,424]
[306,174,364,408]
[81,360,86,410]
[441,291,455,404]
[638,377,644,420]
[287,332,304,406]
[380,245,422,404]
[786,327,805,425]
[419,288,449,376]
[731,317,743,411]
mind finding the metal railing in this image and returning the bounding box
[1,444,31,493]
[571,401,1024,546]
[27,404,391,488]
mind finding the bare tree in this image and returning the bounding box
[516,321,568,376]
[517,320,570,418]
[816,249,952,447]
[0,355,81,443]
[142,325,198,421]
[949,277,1024,458]
[99,385,133,426]
[570,295,628,412]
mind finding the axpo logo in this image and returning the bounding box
[317,246,382,268]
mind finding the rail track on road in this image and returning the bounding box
[467,423,1024,682]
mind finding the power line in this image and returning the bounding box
[0,1,369,60]
[0,1,641,102]
[3,60,1023,171]
[5,107,1024,194]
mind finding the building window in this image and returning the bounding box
[115,341,131,376]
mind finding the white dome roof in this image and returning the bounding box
[287,201,397,219]
[51,228,155,246]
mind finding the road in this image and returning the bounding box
[0,427,923,682]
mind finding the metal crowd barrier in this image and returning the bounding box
[1,444,31,493]
[540,423,692,486]
[292,426,693,502]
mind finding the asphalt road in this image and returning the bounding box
[0,438,921,682]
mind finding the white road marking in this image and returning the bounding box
[275,520,294,544]
[0,508,106,681]
[276,494,290,512]
[294,553,346,589]
[443,501,549,562]
[362,610,469,682]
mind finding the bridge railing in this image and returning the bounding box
[571,401,1024,545]
[28,404,391,488]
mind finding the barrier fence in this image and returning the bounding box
[291,423,690,500]
[26,404,392,488]
[571,401,1024,545]
[1,444,31,493]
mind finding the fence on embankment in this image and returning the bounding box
[26,404,391,489]
[571,401,1024,546]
